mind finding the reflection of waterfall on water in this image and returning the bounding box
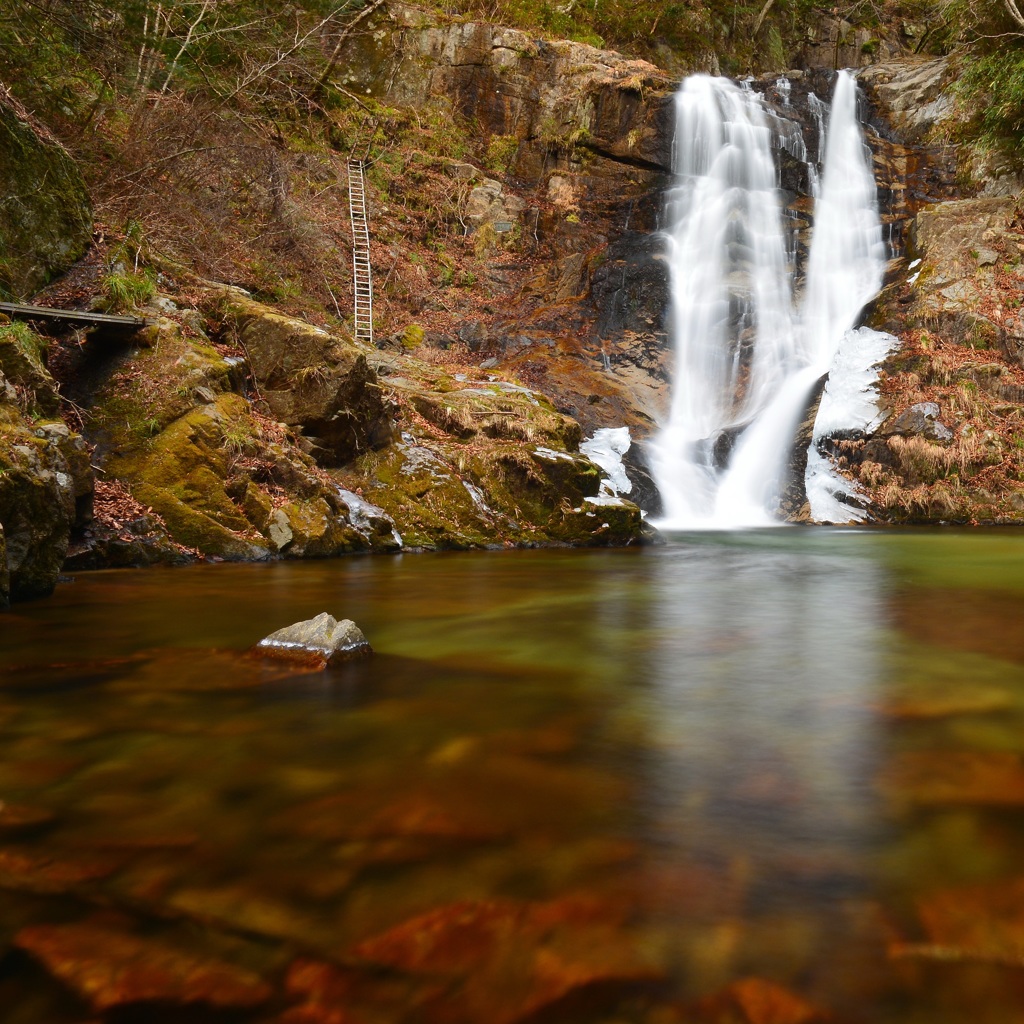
[650,72,897,528]
[637,539,885,900]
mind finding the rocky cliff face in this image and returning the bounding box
[336,4,677,441]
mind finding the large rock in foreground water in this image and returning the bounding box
[254,612,373,668]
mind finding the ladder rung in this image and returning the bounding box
[348,154,373,344]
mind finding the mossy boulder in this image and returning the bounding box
[107,395,271,560]
[0,330,91,602]
[347,422,640,549]
[216,294,394,465]
[0,422,76,600]
[553,496,646,546]
[98,383,378,560]
[87,320,238,456]
[0,322,60,415]
[0,102,92,299]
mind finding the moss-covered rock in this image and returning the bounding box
[0,329,91,601]
[0,422,76,600]
[0,322,60,415]
[85,323,389,562]
[553,495,646,546]
[0,102,92,299]
[107,395,270,560]
[342,361,646,549]
[33,420,93,525]
[215,294,394,465]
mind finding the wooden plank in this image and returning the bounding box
[0,301,150,331]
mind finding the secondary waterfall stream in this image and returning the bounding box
[650,71,897,528]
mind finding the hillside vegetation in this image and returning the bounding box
[1,0,1017,319]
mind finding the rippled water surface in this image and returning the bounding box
[3,530,1024,1023]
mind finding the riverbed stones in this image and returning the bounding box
[15,919,272,1012]
[0,800,56,836]
[254,612,372,667]
[350,895,666,1024]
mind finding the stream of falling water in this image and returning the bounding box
[650,71,897,528]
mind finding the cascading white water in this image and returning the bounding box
[650,71,896,528]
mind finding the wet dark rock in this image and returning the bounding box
[881,402,953,443]
[255,612,372,668]
[15,919,272,1012]
[710,426,745,471]
[620,440,662,517]
[779,373,829,522]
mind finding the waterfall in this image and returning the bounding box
[650,71,896,528]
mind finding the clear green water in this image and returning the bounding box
[2,530,1024,1022]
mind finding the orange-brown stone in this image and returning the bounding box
[15,919,272,1012]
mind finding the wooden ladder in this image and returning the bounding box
[347,154,373,346]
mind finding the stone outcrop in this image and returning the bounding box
[347,6,674,183]
[881,402,954,443]
[339,365,648,549]
[910,198,1024,358]
[0,425,75,602]
[0,100,92,299]
[0,322,91,603]
[217,294,394,465]
[859,58,955,143]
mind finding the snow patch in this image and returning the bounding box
[581,427,632,497]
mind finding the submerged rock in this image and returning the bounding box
[350,895,666,1024]
[0,800,56,836]
[15,919,272,1012]
[254,612,372,668]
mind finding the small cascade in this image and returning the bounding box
[650,71,896,528]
